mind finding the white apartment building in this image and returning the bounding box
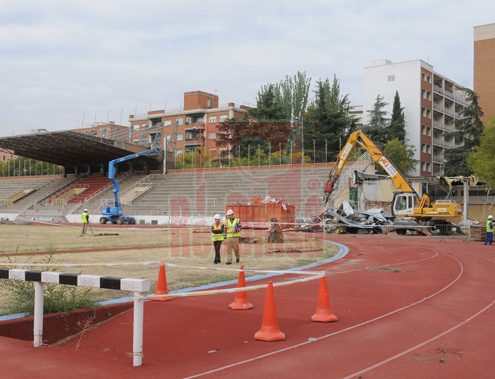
[362,59,468,176]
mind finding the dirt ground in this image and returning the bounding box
[0,224,337,314]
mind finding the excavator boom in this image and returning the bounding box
[326,130,415,203]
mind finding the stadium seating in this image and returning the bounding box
[126,164,332,218]
[48,175,111,206]
[73,174,146,213]
[0,176,56,209]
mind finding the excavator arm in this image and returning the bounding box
[325,130,415,204]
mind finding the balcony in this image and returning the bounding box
[443,89,454,100]
[433,83,443,92]
[433,103,444,112]
[444,106,454,117]
[433,136,444,146]
[433,120,444,130]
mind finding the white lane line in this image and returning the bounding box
[340,297,495,379]
[329,250,440,276]
[183,253,463,379]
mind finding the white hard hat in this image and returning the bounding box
[226,209,234,216]
[489,215,493,219]
[84,209,88,212]
[213,214,221,220]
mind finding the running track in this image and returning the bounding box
[1,235,494,379]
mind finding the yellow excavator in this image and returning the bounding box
[324,130,462,233]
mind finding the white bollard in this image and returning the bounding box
[132,292,144,367]
[33,282,44,347]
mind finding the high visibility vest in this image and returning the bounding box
[81,212,89,224]
[487,219,494,233]
[225,218,241,238]
[211,223,225,242]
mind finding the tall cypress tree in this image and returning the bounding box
[389,91,406,143]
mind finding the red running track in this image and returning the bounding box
[1,235,494,379]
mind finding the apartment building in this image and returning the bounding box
[75,122,130,143]
[474,22,495,124]
[0,148,15,161]
[363,59,468,176]
[129,91,248,158]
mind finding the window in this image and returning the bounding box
[185,117,192,125]
[387,75,395,82]
[422,73,426,82]
[177,133,183,141]
[175,150,183,156]
[421,144,426,153]
[422,90,426,99]
[219,115,228,122]
[166,135,172,142]
[164,120,172,126]
[208,116,217,123]
[176,118,184,125]
[208,132,216,140]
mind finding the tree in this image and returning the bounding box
[303,76,356,161]
[383,138,416,175]
[389,91,406,143]
[365,95,389,147]
[469,120,495,188]
[278,71,312,123]
[445,89,484,176]
[249,71,311,123]
[249,84,286,121]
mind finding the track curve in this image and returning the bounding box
[1,234,493,379]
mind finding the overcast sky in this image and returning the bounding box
[1,0,494,136]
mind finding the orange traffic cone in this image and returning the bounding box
[311,277,338,322]
[151,262,172,301]
[229,265,253,310]
[254,282,286,341]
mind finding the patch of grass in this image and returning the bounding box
[0,255,95,315]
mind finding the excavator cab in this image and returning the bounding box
[391,192,417,217]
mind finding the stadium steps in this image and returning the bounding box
[126,165,332,218]
[73,174,146,213]
[0,176,58,210]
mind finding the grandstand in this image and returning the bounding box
[125,165,331,219]
[0,130,334,224]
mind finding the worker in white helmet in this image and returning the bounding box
[224,209,241,264]
[211,214,225,264]
[485,215,494,246]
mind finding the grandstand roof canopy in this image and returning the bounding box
[0,130,147,167]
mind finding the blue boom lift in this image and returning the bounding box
[99,147,160,224]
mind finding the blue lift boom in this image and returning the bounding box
[99,147,160,224]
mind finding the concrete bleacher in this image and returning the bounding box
[47,175,111,206]
[0,176,57,209]
[73,174,146,213]
[126,164,333,218]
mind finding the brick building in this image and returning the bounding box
[0,148,15,161]
[129,91,248,159]
[474,22,495,124]
[75,122,130,143]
